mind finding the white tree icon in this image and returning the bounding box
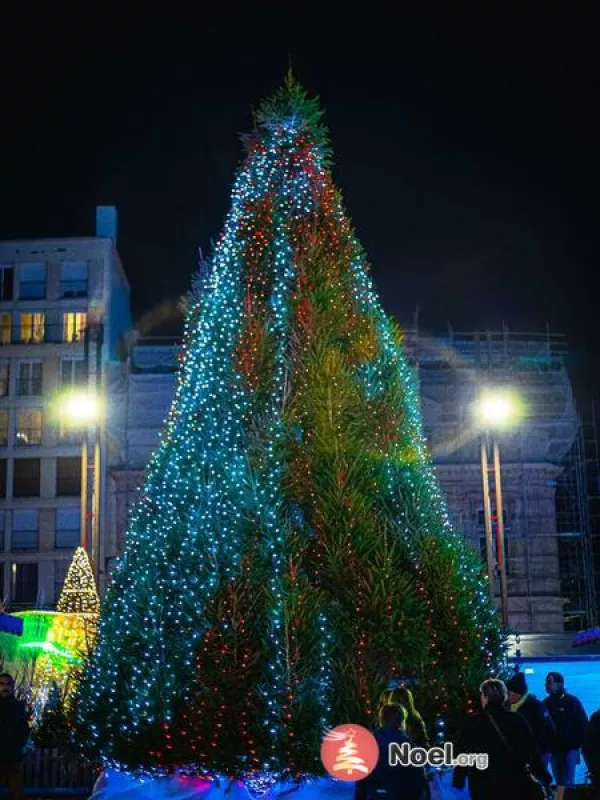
[326,727,370,776]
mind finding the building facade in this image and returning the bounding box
[108,327,596,634]
[0,207,130,608]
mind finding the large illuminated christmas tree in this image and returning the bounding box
[77,78,503,784]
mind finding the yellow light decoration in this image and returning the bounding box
[57,547,100,617]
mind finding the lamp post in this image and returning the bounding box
[58,389,104,582]
[476,389,521,627]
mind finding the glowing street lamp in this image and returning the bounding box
[476,389,522,430]
[60,390,103,428]
[56,389,105,581]
[475,389,523,627]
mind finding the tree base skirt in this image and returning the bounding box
[89,769,356,799]
[89,768,466,799]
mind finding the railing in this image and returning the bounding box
[61,281,88,299]
[0,326,86,346]
[0,748,98,796]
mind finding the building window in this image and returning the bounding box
[63,313,86,343]
[476,507,511,532]
[0,410,8,447]
[56,456,80,496]
[11,510,39,550]
[61,358,87,387]
[15,409,43,446]
[11,562,38,606]
[0,313,11,345]
[13,458,41,497]
[54,560,68,602]
[61,262,88,298]
[0,458,6,497]
[18,263,46,300]
[58,418,82,444]
[0,266,14,301]
[20,313,45,344]
[16,361,42,396]
[55,507,80,549]
[0,361,9,396]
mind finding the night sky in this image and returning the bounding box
[1,4,598,400]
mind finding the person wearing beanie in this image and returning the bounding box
[507,670,555,771]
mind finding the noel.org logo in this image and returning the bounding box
[320,724,379,781]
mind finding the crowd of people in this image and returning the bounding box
[2,667,600,799]
[355,672,600,799]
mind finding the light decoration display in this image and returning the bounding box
[57,546,101,618]
[0,610,89,712]
[76,75,504,785]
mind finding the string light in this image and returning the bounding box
[76,75,503,784]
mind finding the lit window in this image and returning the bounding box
[15,409,42,446]
[58,417,82,443]
[63,312,87,343]
[20,313,45,344]
[0,313,11,345]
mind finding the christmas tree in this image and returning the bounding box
[77,77,503,783]
[57,547,100,617]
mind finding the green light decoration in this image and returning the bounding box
[0,610,90,699]
[20,640,82,663]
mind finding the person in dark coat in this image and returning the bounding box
[379,687,429,749]
[452,678,551,800]
[355,704,427,800]
[543,671,588,787]
[507,671,555,763]
[0,673,30,800]
[582,709,600,790]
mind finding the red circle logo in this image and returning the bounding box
[320,724,379,781]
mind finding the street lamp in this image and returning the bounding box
[56,388,104,582]
[475,389,522,627]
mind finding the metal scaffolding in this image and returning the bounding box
[403,321,598,631]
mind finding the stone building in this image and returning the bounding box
[107,326,596,635]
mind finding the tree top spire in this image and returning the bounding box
[252,74,331,160]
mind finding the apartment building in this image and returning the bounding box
[0,207,130,607]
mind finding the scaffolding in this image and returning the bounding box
[403,321,598,632]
